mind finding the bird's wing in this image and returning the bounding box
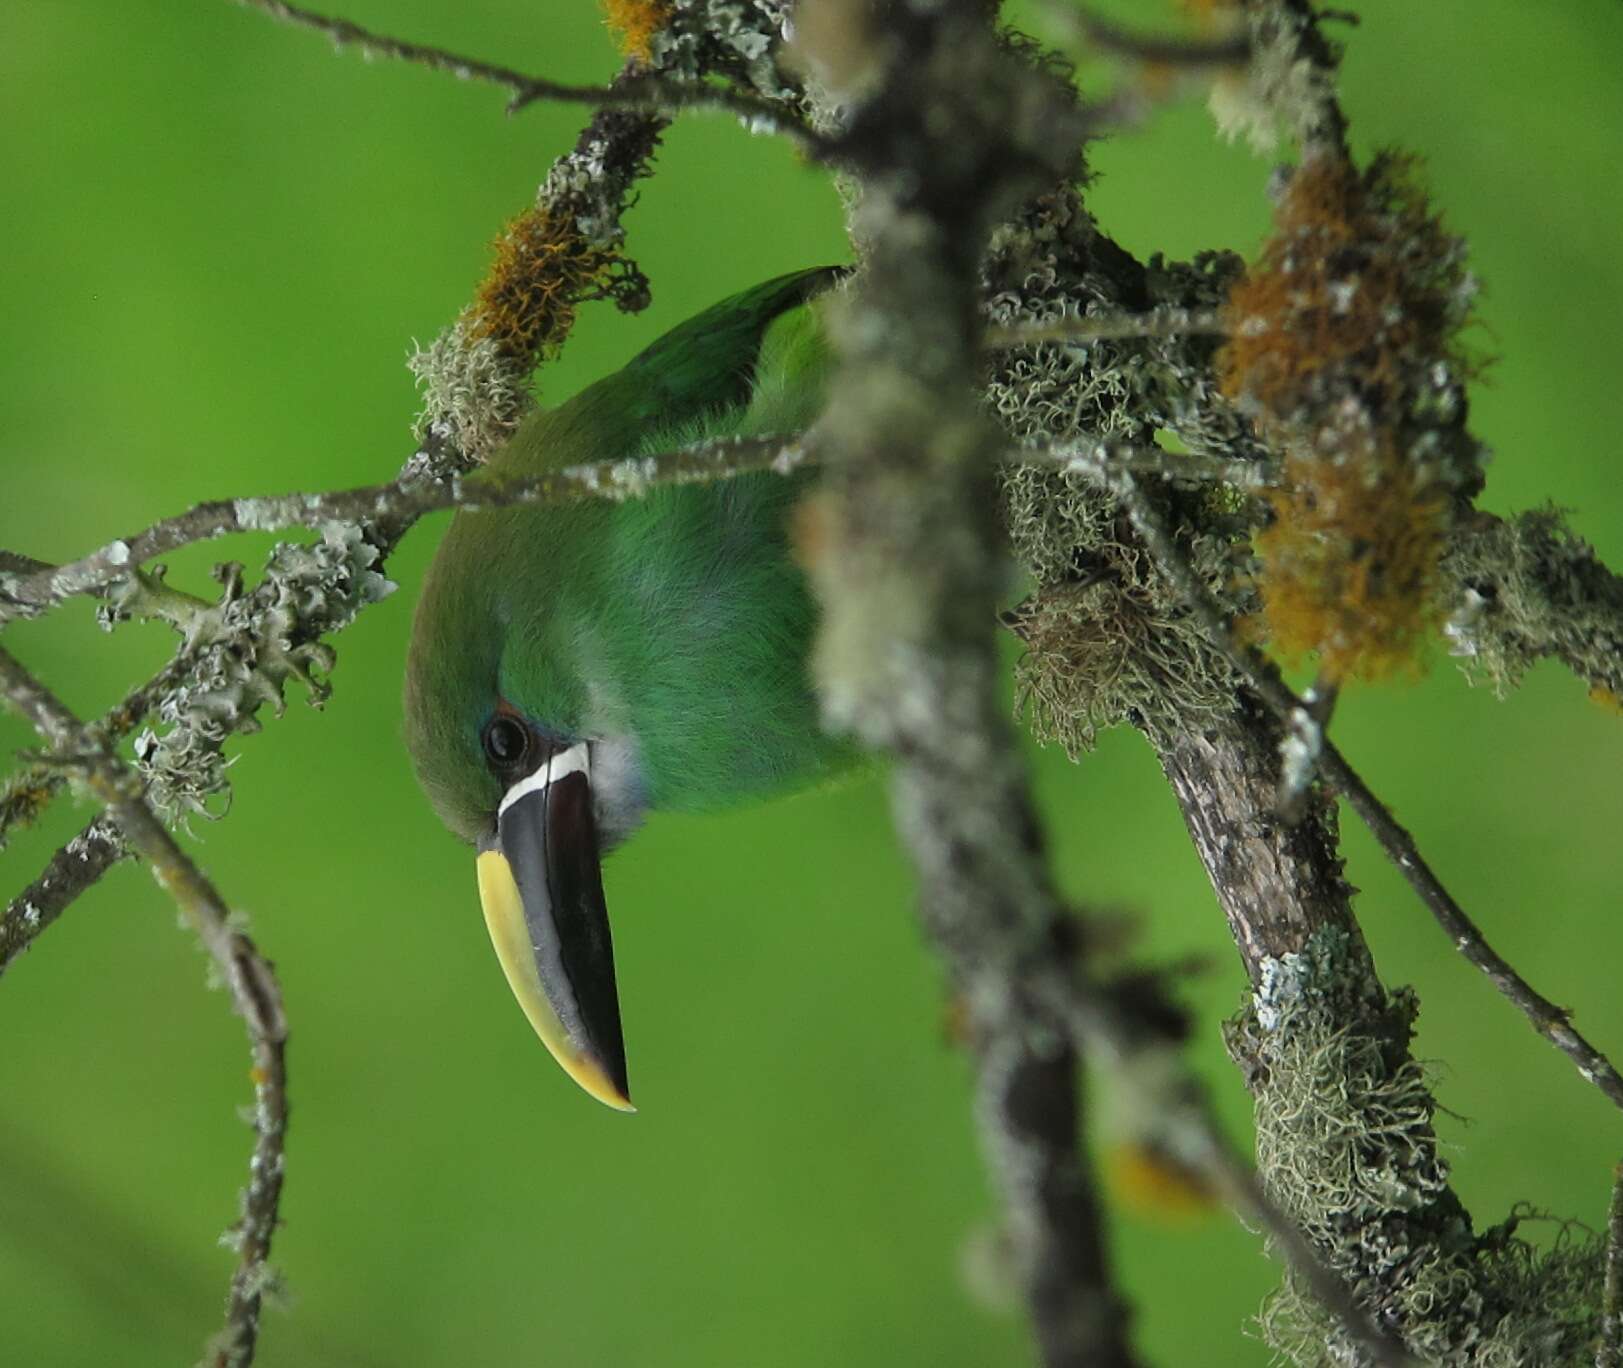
[508,266,844,471]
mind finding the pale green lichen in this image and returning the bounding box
[1231,929,1604,1365]
[652,0,801,102]
[131,525,393,824]
[982,189,1258,751]
[1207,2,1339,155]
[1442,506,1623,700]
[407,316,532,465]
[1005,571,1238,755]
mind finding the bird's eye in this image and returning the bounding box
[482,716,530,770]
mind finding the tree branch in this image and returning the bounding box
[2,429,1280,621]
[1444,506,1623,701]
[1,638,206,846]
[1112,469,1623,1115]
[237,0,827,151]
[0,816,127,974]
[796,2,1143,1361]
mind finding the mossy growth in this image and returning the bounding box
[1230,929,1604,1365]
[1005,568,1238,756]
[1256,440,1450,681]
[411,203,647,461]
[0,775,57,846]
[983,188,1259,749]
[1219,152,1480,684]
[1442,506,1623,702]
[469,205,631,368]
[601,0,671,62]
[1220,153,1471,425]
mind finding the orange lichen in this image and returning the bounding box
[601,0,671,62]
[1219,153,1469,424]
[468,206,621,367]
[787,490,833,572]
[1258,442,1448,682]
[1590,686,1623,717]
[1105,1142,1217,1221]
[1218,152,1474,681]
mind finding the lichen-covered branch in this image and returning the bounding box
[0,437,807,620]
[796,2,1140,1362]
[1113,469,1623,1117]
[1444,507,1623,703]
[980,191,1530,1355]
[0,645,288,1368]
[983,307,1224,350]
[0,816,127,973]
[0,428,1272,626]
[1154,696,1604,1362]
[1,634,208,847]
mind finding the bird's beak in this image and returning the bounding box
[475,742,634,1112]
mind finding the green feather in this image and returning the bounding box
[405,269,851,846]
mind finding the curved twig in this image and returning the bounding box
[0,645,289,1368]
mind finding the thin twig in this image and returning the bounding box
[1111,469,1623,1114]
[237,0,827,151]
[0,436,808,618]
[0,816,127,974]
[1023,436,1273,489]
[984,309,1226,350]
[0,644,289,1368]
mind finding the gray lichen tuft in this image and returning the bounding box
[982,188,1256,749]
[1230,929,1603,1365]
[1442,507,1623,703]
[132,525,394,823]
[1207,1,1338,155]
[1004,562,1239,756]
[653,0,803,103]
[408,317,533,465]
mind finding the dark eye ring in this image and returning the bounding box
[482,716,530,770]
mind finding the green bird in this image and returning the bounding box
[404,268,850,1111]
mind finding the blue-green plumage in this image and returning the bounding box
[404,269,849,1106]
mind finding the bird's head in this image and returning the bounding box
[403,509,642,1112]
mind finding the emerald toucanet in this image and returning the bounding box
[404,268,850,1110]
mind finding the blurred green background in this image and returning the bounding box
[1,3,1619,1365]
